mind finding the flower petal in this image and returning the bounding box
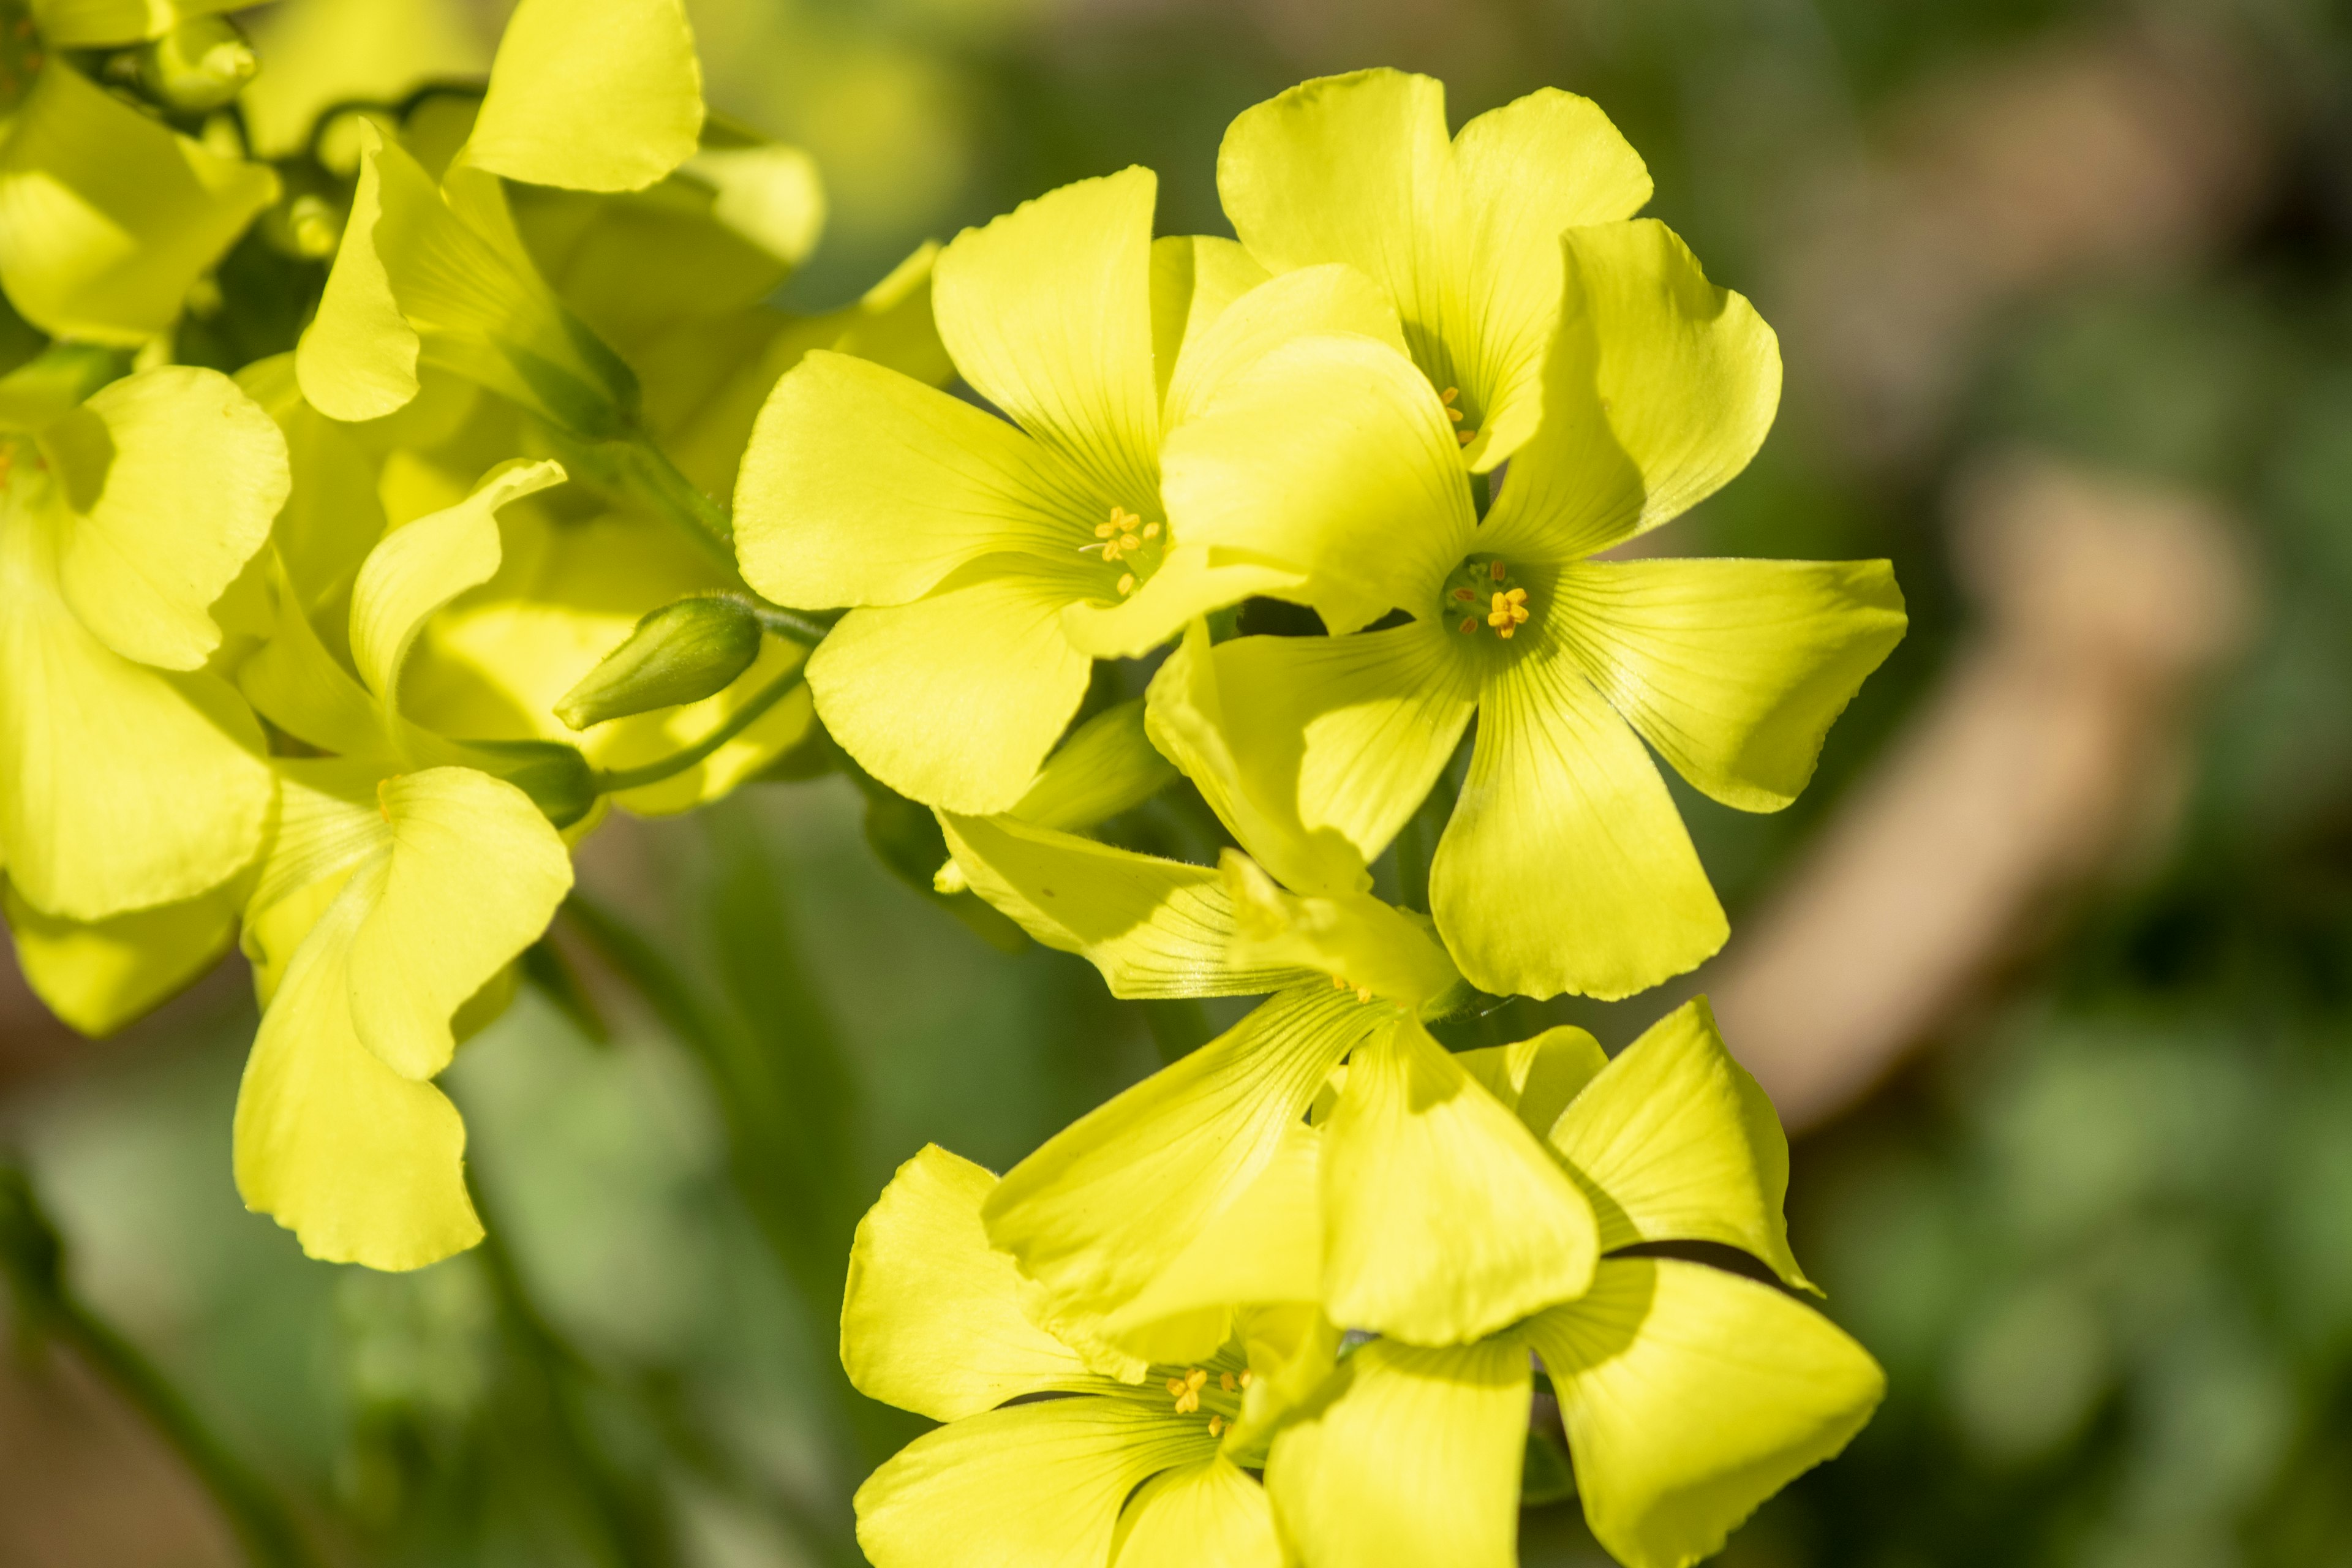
[0,62,276,344]
[344,768,573,1080]
[1485,220,1779,562]
[1322,1017,1597,1343]
[843,1145,1100,1422]
[43,366,287,671]
[1429,639,1725,1001]
[31,0,243,47]
[856,1396,1211,1568]
[4,878,239,1038]
[0,511,271,921]
[736,350,1105,610]
[464,0,703,194]
[1148,234,1270,412]
[232,871,483,1271]
[1556,557,1906,812]
[807,562,1093,813]
[1162,332,1469,636]
[1551,997,1812,1291]
[938,812,1308,999]
[1160,262,1405,434]
[1112,1458,1281,1568]
[1456,1023,1608,1140]
[1265,1336,1529,1568]
[1525,1259,1884,1568]
[934,168,1161,508]
[1221,853,1460,1011]
[984,985,1379,1336]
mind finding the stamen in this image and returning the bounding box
[1238,1370,1254,1389]
[1207,1416,1226,1438]
[1095,522,1117,538]
[1169,1367,1209,1415]
[1142,521,1161,539]
[1117,573,1137,597]
[1355,986,1373,1003]
[1459,617,1477,635]
[1441,387,1459,405]
[1220,1372,1237,1392]
[1488,587,1529,640]
[1490,560,1508,581]
[1458,429,1476,446]
[1332,974,1348,990]
[1452,587,1477,603]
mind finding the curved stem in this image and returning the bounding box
[620,435,734,549]
[589,668,803,796]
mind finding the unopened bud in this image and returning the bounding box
[456,739,598,829]
[556,597,761,731]
[136,16,256,115]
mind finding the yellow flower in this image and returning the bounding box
[843,1144,1303,1568]
[1159,222,1906,1001]
[1268,1002,1884,1568]
[732,167,1409,813]
[0,0,277,344]
[1218,68,1653,473]
[0,351,285,1031]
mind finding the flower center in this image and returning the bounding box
[1161,1364,1250,1436]
[1438,554,1532,641]
[1079,504,1170,599]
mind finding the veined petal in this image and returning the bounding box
[4,878,239,1038]
[1525,1260,1884,1568]
[465,0,703,194]
[31,0,243,47]
[1000,698,1175,835]
[239,559,397,761]
[232,878,482,1271]
[1430,639,1725,1001]
[44,367,287,671]
[735,350,1102,609]
[1178,624,1476,878]
[856,1396,1212,1568]
[1160,262,1405,433]
[1322,1017,1597,1343]
[843,1146,1099,1422]
[934,168,1161,507]
[1551,997,1812,1291]
[1162,333,1469,636]
[984,986,1380,1334]
[0,63,276,344]
[1058,548,1300,663]
[1457,1023,1608,1141]
[344,768,573,1080]
[349,461,566,723]
[1485,221,1779,562]
[1450,89,1652,467]
[1148,235,1270,412]
[1556,557,1905,812]
[239,0,491,160]
[1102,1120,1324,1366]
[939,813,1308,999]
[295,119,423,421]
[807,562,1093,814]
[1222,853,1460,1010]
[0,507,271,921]
[1265,1337,1528,1568]
[1112,1458,1280,1568]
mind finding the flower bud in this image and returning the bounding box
[456,739,599,829]
[135,17,257,115]
[556,595,763,732]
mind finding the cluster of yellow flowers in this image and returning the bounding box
[1,1,1910,1562]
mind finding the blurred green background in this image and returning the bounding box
[8,0,2352,1564]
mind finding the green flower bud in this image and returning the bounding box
[135,16,256,116]
[455,739,599,829]
[556,595,762,731]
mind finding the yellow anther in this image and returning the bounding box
[1170,1367,1208,1414]
[1458,429,1476,445]
[1459,617,1477,635]
[1441,387,1460,404]
[1143,521,1162,539]
[1238,1370,1254,1388]
[1117,573,1137,597]
[1332,974,1348,990]
[1120,533,1141,552]
[1490,559,1509,581]
[1166,1377,1188,1396]
[1095,521,1117,538]
[1220,1372,1237,1392]
[1453,587,1477,603]
[1207,1416,1226,1438]
[1488,586,1529,639]
[1356,986,1373,1003]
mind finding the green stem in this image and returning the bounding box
[745,601,835,649]
[0,1164,320,1568]
[590,668,802,796]
[619,434,734,549]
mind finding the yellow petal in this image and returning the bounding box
[1322,1017,1597,1343]
[0,505,270,921]
[0,62,276,344]
[43,366,287,671]
[843,1145,1099,1422]
[999,698,1175,835]
[1556,556,1906,812]
[984,985,1380,1335]
[855,1396,1211,1568]
[735,350,1102,610]
[238,557,397,760]
[1525,1259,1884,1568]
[1221,851,1460,1010]
[239,0,491,160]
[31,0,243,47]
[939,812,1307,1000]
[1159,262,1405,432]
[805,564,1092,815]
[1430,639,1725,1001]
[1485,219,1779,561]
[4,878,239,1038]
[1455,1023,1608,1140]
[295,119,423,422]
[345,769,573,1080]
[934,168,1162,509]
[1265,1336,1529,1568]
[232,875,481,1272]
[465,0,703,194]
[1111,1458,1281,1568]
[1551,997,1812,1291]
[240,756,397,1003]
[1148,233,1270,412]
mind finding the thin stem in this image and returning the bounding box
[0,1163,320,1568]
[590,668,802,795]
[745,601,835,649]
[619,435,734,549]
